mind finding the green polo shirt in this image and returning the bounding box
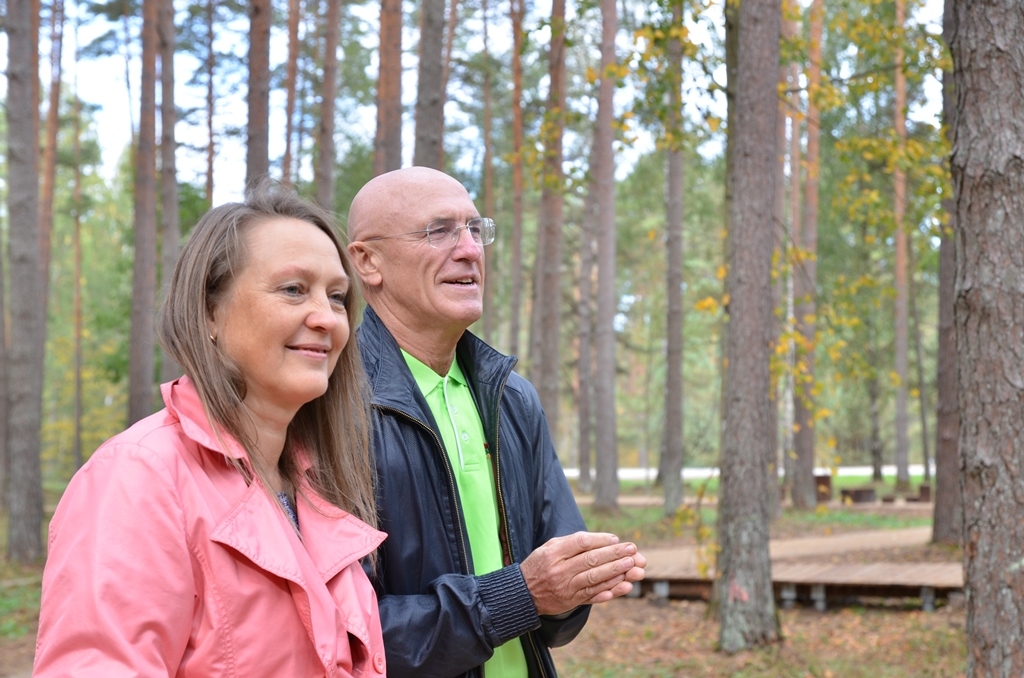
[402,350,528,678]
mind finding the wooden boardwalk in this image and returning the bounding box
[636,528,963,611]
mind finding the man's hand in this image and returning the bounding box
[519,532,647,616]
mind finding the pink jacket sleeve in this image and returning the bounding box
[34,443,195,677]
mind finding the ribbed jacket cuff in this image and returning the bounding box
[477,565,541,644]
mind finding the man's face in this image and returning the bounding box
[367,177,485,336]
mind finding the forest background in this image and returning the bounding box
[0,0,949,511]
[20,0,1024,667]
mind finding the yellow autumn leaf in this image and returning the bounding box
[695,296,719,313]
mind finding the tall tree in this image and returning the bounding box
[507,0,526,356]
[577,178,597,494]
[791,0,822,510]
[246,0,271,184]
[282,0,302,186]
[932,0,960,546]
[717,0,781,652]
[951,0,1024,671]
[128,0,160,425]
[374,0,402,175]
[593,0,619,511]
[662,0,685,516]
[413,0,445,168]
[480,0,496,343]
[72,30,85,471]
[205,0,215,205]
[159,0,180,384]
[531,0,566,445]
[316,0,341,209]
[6,0,45,562]
[892,0,910,492]
[436,0,460,168]
[39,0,66,309]
[908,239,930,482]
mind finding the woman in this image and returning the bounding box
[34,183,387,677]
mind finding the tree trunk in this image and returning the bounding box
[531,0,566,447]
[717,0,781,652]
[932,0,961,546]
[413,0,445,168]
[205,0,215,205]
[908,238,930,482]
[481,0,496,344]
[374,0,402,175]
[662,0,685,517]
[791,0,821,510]
[128,0,160,425]
[593,0,618,511]
[950,2,1024,671]
[718,0,737,468]
[246,0,271,184]
[893,0,910,493]
[39,0,64,311]
[437,0,460,169]
[6,0,45,562]
[577,176,597,495]
[73,51,84,471]
[507,0,525,357]
[159,0,180,384]
[282,0,301,186]
[316,0,341,209]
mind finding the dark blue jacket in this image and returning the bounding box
[357,306,590,678]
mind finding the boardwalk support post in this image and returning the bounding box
[627,582,642,598]
[780,583,797,609]
[921,586,935,612]
[811,584,827,612]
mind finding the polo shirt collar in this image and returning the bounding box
[401,349,467,395]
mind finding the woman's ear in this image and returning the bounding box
[347,241,384,288]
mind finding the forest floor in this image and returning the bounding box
[0,498,963,677]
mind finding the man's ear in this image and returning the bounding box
[347,241,384,287]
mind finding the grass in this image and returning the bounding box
[0,559,42,640]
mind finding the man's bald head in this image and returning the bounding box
[347,167,471,243]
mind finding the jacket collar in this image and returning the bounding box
[357,305,518,417]
[162,376,385,581]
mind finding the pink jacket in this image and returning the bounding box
[34,377,388,677]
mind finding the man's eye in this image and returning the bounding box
[427,221,458,237]
[283,284,303,295]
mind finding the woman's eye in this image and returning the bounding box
[330,291,348,306]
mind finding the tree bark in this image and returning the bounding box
[791,0,822,510]
[6,0,45,562]
[950,1,1024,671]
[413,0,445,168]
[374,0,402,175]
[893,0,910,493]
[782,29,801,499]
[246,0,271,184]
[531,0,566,448]
[662,0,685,517]
[316,0,341,209]
[159,0,180,384]
[128,0,160,425]
[717,0,781,652]
[507,0,525,357]
[592,0,619,511]
[932,0,961,546]
[282,0,301,186]
[39,0,64,311]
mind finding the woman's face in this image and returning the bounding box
[210,217,350,418]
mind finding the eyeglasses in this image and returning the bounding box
[362,217,496,249]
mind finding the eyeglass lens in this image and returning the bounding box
[426,218,495,248]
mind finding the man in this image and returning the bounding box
[347,166,646,678]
